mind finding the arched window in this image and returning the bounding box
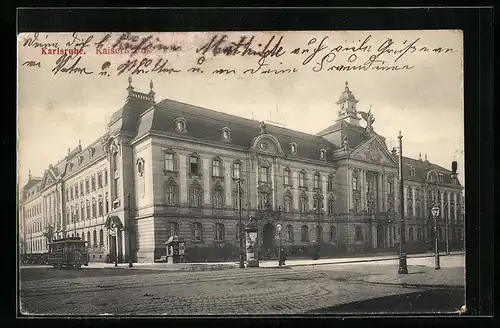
[408,227,414,241]
[91,175,96,191]
[97,171,103,188]
[212,183,224,208]
[168,222,179,237]
[104,170,108,186]
[92,198,97,218]
[70,206,74,222]
[301,225,309,242]
[327,174,335,191]
[299,192,308,213]
[299,170,306,187]
[79,181,84,196]
[192,222,203,242]
[81,232,85,242]
[314,172,320,189]
[283,191,292,212]
[76,232,79,238]
[93,230,97,247]
[417,227,422,240]
[330,226,337,242]
[98,195,103,216]
[284,168,291,186]
[259,192,270,209]
[319,149,326,160]
[215,223,225,241]
[313,194,323,213]
[165,180,178,206]
[316,225,323,242]
[190,183,202,208]
[212,157,222,177]
[99,229,104,246]
[286,225,294,241]
[87,231,91,247]
[328,198,335,214]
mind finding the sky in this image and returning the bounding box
[17,30,465,189]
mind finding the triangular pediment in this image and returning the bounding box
[350,136,397,166]
[40,169,57,189]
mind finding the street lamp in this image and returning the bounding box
[276,223,283,266]
[237,179,244,269]
[431,204,441,270]
[245,217,259,267]
[397,131,408,274]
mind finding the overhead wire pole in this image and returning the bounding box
[238,179,245,269]
[397,131,408,274]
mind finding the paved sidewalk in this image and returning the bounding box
[357,266,465,288]
[84,251,463,271]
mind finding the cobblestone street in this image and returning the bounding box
[19,255,465,316]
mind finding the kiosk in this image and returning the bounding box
[245,218,259,267]
[164,236,186,264]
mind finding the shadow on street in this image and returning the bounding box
[309,287,465,314]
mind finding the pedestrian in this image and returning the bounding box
[280,247,287,265]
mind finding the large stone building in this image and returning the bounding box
[19,80,464,263]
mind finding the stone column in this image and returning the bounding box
[271,159,276,209]
[359,169,365,211]
[308,171,314,209]
[412,187,417,217]
[322,174,327,210]
[347,168,353,212]
[447,191,452,224]
[377,173,383,212]
[255,159,259,207]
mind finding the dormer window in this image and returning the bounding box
[174,117,187,133]
[439,173,444,182]
[319,148,326,160]
[221,127,231,142]
[290,142,298,154]
[410,167,416,177]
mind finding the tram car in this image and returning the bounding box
[48,237,89,269]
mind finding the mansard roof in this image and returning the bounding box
[400,156,463,188]
[135,98,338,162]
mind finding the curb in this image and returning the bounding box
[362,281,464,289]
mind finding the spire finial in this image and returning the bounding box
[418,152,422,160]
[150,79,154,91]
[425,153,428,161]
[78,139,81,146]
[68,148,70,155]
[29,170,32,179]
[128,75,132,87]
[345,81,349,91]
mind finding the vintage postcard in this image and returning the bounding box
[18,30,465,316]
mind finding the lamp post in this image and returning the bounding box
[237,179,244,269]
[276,223,283,266]
[397,131,408,274]
[431,204,441,270]
[127,193,133,268]
[245,217,259,267]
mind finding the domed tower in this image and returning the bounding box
[335,81,361,126]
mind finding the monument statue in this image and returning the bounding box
[260,121,267,134]
[359,106,376,131]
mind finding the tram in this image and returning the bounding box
[48,237,89,269]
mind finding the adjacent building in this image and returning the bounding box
[19,80,464,263]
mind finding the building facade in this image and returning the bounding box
[19,80,464,263]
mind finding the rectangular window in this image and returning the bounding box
[212,159,220,177]
[284,170,290,185]
[233,163,240,179]
[190,157,199,174]
[98,172,103,188]
[299,172,305,187]
[328,200,334,214]
[215,224,225,241]
[165,153,174,171]
[352,177,358,190]
[193,223,202,241]
[104,170,108,186]
[327,177,334,191]
[314,175,320,189]
[260,167,268,182]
